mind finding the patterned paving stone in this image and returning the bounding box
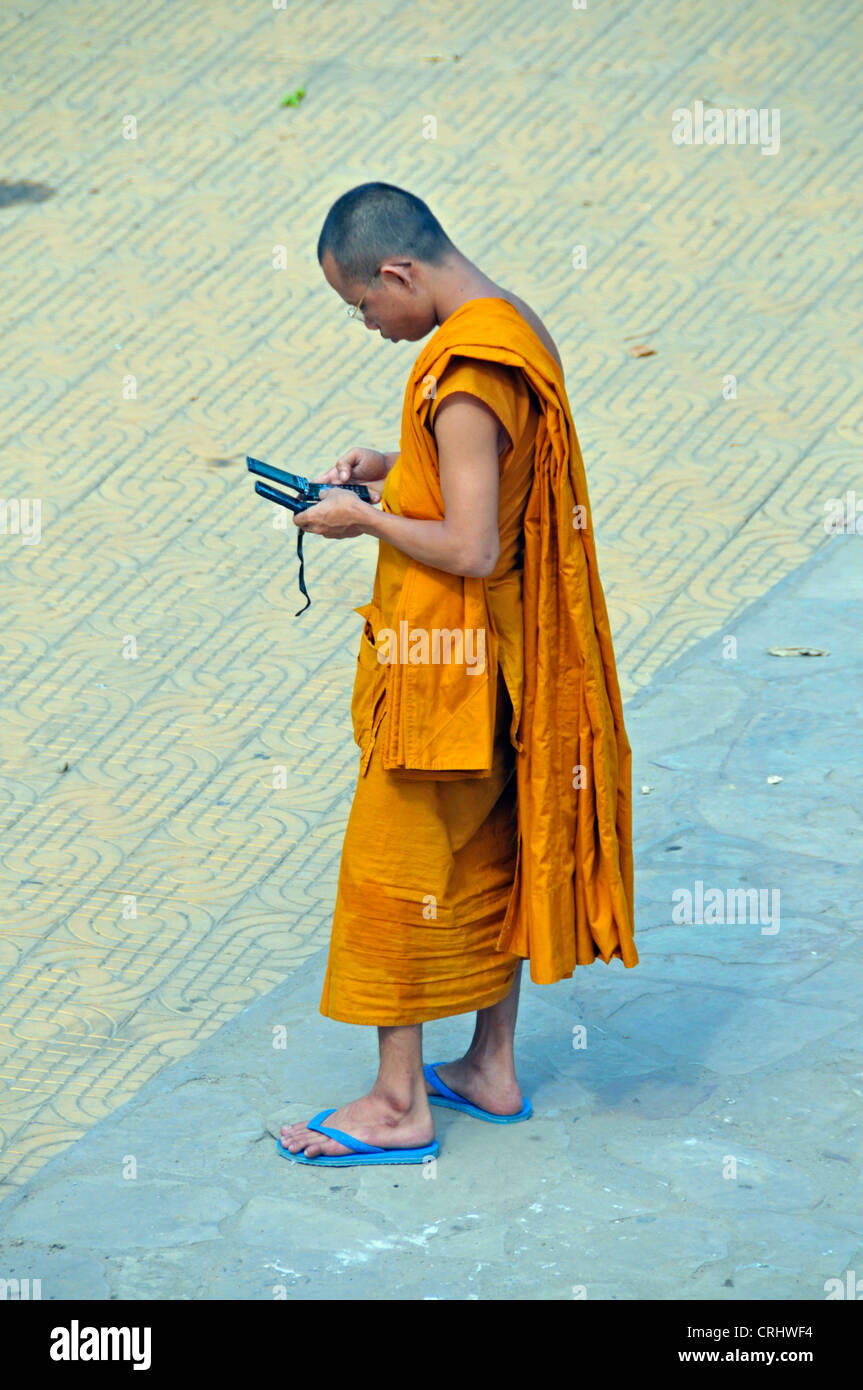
[1,0,861,1197]
[0,526,858,1299]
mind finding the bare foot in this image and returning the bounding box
[279,1091,435,1160]
[425,1057,525,1116]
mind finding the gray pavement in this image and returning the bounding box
[3,0,860,1197]
[1,533,860,1300]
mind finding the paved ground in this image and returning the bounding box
[0,533,860,1299]
[0,0,861,1297]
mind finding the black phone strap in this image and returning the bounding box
[295,529,311,616]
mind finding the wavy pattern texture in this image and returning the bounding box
[0,0,861,1192]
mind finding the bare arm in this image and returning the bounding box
[297,395,502,578]
[364,394,500,577]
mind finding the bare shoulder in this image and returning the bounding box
[497,289,564,375]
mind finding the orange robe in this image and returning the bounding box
[319,298,637,1026]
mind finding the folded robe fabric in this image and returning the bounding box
[348,296,637,985]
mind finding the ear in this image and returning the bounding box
[380,259,414,292]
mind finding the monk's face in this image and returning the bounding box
[321,251,437,343]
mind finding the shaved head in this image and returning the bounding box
[316,182,455,282]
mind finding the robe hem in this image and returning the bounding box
[319,974,519,1027]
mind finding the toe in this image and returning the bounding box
[281,1123,334,1158]
[281,1123,352,1159]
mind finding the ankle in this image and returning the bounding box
[464,1043,516,1076]
[371,1080,429,1117]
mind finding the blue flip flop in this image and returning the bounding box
[423,1062,533,1124]
[276,1109,440,1167]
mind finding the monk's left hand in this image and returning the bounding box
[293,488,377,539]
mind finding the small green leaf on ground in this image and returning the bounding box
[281,87,305,107]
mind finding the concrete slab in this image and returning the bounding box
[0,534,860,1299]
[2,0,861,1198]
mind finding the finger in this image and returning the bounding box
[311,463,347,483]
[294,499,325,525]
[334,449,364,479]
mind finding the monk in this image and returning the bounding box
[278,182,636,1166]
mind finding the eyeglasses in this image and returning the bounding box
[345,262,410,322]
[346,268,380,321]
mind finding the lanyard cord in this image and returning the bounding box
[248,462,371,616]
[295,527,311,616]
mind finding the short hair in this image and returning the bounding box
[317,182,455,282]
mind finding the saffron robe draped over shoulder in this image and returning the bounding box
[321,297,636,1023]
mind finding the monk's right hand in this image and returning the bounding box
[313,447,389,490]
